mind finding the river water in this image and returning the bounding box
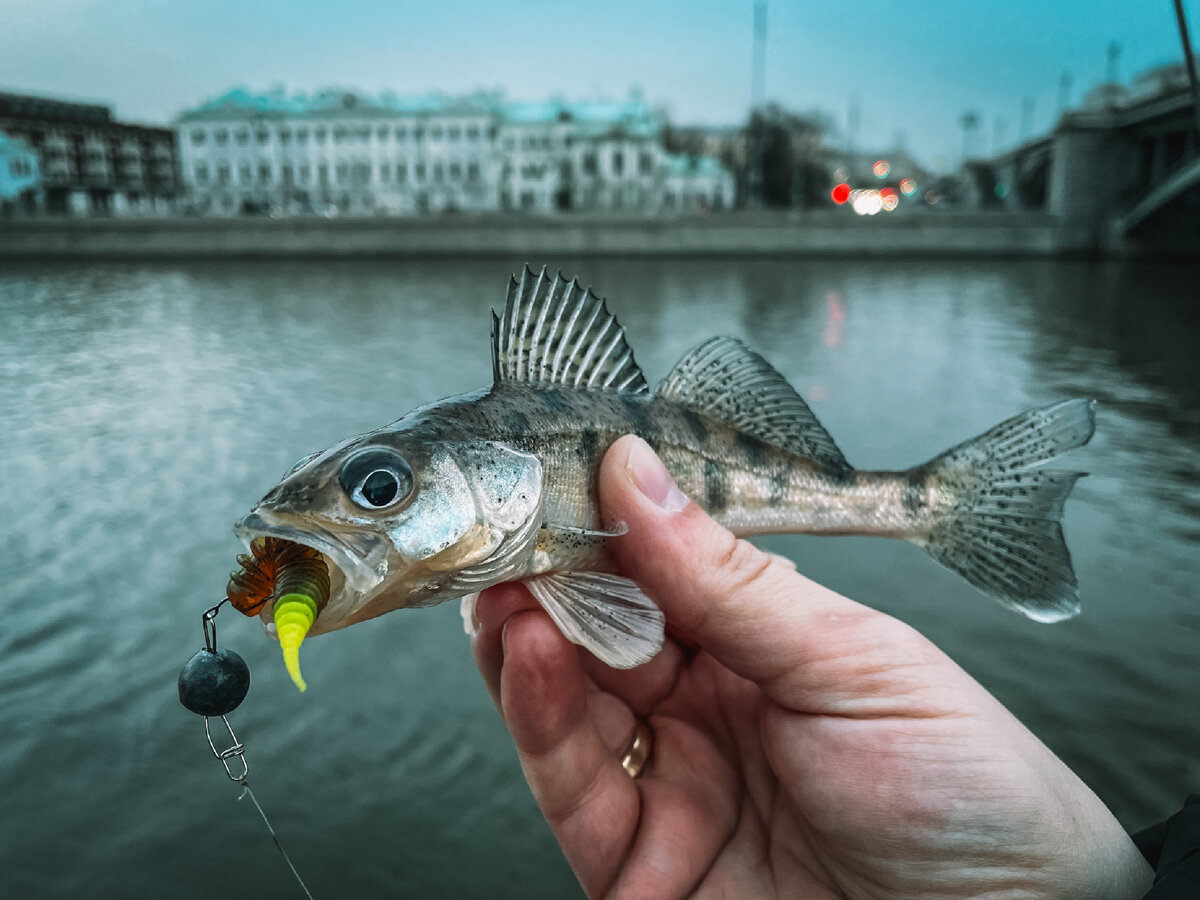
[2,256,1198,898]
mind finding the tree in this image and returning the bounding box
[747,104,834,208]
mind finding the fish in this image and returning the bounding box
[233,264,1095,671]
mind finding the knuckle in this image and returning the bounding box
[711,532,775,596]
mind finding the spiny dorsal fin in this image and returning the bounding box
[656,336,850,475]
[491,265,648,394]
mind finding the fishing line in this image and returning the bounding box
[239,783,315,900]
[179,599,316,900]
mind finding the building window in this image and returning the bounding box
[215,128,229,146]
[315,127,327,143]
[299,164,311,182]
[236,129,249,146]
[334,127,346,144]
[358,127,369,141]
[377,126,388,141]
[504,137,516,151]
[414,161,426,180]
[297,127,309,144]
[414,126,425,140]
[256,129,269,145]
[318,163,328,184]
[449,161,461,180]
[239,162,251,184]
[190,129,206,145]
[448,125,461,141]
[467,161,480,181]
[279,128,291,143]
[380,165,390,182]
[195,163,209,184]
[466,125,479,141]
[431,125,443,140]
[433,162,443,182]
[394,125,407,140]
[612,149,624,175]
[217,164,230,185]
[396,162,407,182]
[336,163,348,184]
[258,162,271,183]
[282,163,293,183]
[639,152,653,175]
[583,152,597,175]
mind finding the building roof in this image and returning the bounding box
[500,96,660,137]
[0,91,112,124]
[176,87,498,122]
[176,86,659,136]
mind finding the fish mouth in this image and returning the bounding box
[232,510,391,635]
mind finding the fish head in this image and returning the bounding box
[234,431,543,636]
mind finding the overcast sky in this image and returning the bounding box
[0,0,1190,170]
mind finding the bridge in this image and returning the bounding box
[976,72,1200,253]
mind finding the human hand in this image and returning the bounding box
[471,436,1152,899]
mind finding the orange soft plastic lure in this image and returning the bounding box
[227,537,330,691]
[226,537,325,616]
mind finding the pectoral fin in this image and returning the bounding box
[524,571,664,669]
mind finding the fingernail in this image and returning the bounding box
[627,437,689,513]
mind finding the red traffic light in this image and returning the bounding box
[831,183,851,205]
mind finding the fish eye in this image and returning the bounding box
[339,448,414,511]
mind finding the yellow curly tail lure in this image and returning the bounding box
[226,537,330,692]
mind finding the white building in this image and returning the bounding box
[176,87,498,216]
[175,87,735,217]
[496,96,666,213]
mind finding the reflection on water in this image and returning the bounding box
[1,257,1198,898]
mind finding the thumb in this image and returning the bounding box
[599,435,941,711]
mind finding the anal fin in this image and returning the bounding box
[524,572,664,669]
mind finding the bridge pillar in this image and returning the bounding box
[1048,120,1130,250]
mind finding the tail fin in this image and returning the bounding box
[916,399,1095,622]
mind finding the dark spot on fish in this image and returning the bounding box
[620,396,657,441]
[734,430,768,468]
[703,459,728,513]
[539,390,573,414]
[903,471,927,516]
[768,469,789,504]
[681,409,711,445]
[579,428,600,462]
[501,408,531,435]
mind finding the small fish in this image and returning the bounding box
[234,265,1095,671]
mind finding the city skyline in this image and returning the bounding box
[0,0,1192,170]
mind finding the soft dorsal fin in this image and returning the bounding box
[491,265,648,394]
[656,336,850,475]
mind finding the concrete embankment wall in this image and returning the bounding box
[0,212,1065,259]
